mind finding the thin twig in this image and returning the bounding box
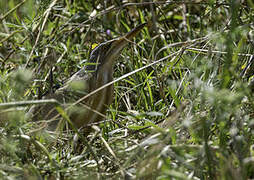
[0,0,27,22]
[0,30,23,44]
[187,47,254,57]
[25,0,58,67]
[0,99,59,108]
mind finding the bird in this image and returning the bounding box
[29,23,146,131]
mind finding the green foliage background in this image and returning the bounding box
[0,0,254,179]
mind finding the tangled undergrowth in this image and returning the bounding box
[0,0,254,179]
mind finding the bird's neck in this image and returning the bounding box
[95,60,114,87]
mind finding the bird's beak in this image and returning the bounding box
[124,22,147,41]
[105,23,147,61]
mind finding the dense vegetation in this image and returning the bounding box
[0,0,254,179]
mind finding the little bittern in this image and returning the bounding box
[30,23,146,130]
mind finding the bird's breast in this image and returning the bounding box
[71,66,114,128]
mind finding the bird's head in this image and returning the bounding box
[85,23,146,72]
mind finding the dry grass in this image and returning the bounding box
[0,0,254,179]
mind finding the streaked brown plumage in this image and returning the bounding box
[29,23,146,131]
